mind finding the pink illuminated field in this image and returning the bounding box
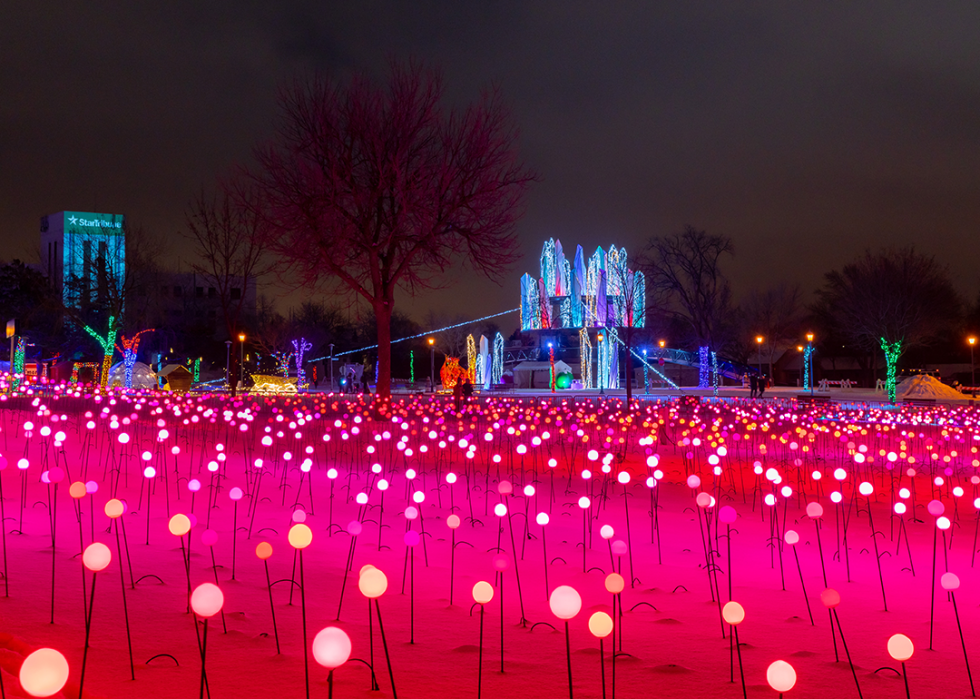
[0,389,978,698]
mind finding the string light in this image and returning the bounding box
[82,315,118,389]
[292,338,312,388]
[492,332,504,386]
[882,338,902,403]
[698,346,710,389]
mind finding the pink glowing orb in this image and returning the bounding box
[359,567,388,599]
[722,601,745,625]
[493,553,509,571]
[447,514,461,530]
[288,523,313,549]
[292,510,307,523]
[404,530,420,547]
[347,520,363,536]
[937,516,951,530]
[312,627,352,669]
[604,572,625,595]
[190,582,224,618]
[472,581,494,605]
[201,529,218,547]
[168,514,191,537]
[49,467,64,483]
[549,585,582,620]
[887,633,914,662]
[256,542,273,560]
[941,572,960,591]
[820,588,841,609]
[19,648,69,697]
[82,542,112,572]
[578,496,591,510]
[617,471,630,485]
[105,498,125,519]
[493,503,507,518]
[858,481,873,496]
[719,506,737,524]
[600,524,615,540]
[611,539,628,556]
[406,506,419,520]
[498,480,513,495]
[536,512,550,526]
[589,611,614,639]
[927,499,945,517]
[766,660,797,692]
[784,530,800,546]
[686,474,701,489]
[229,487,244,501]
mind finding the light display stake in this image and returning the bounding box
[712,350,719,396]
[881,338,902,403]
[466,334,477,382]
[580,329,593,389]
[642,348,649,394]
[193,357,201,383]
[698,345,710,388]
[492,332,504,385]
[409,350,414,383]
[549,343,556,393]
[292,338,313,387]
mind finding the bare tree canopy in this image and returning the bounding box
[743,282,805,377]
[814,246,960,400]
[242,61,533,398]
[642,226,734,350]
[185,186,266,340]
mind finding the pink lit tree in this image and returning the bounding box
[242,62,533,399]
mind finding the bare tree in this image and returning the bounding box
[641,226,734,386]
[742,282,805,381]
[185,187,266,341]
[242,62,533,398]
[814,247,960,401]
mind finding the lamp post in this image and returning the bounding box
[659,339,667,388]
[224,340,232,389]
[969,336,977,397]
[597,332,605,395]
[642,348,649,395]
[806,333,815,396]
[238,333,246,388]
[328,343,335,392]
[428,338,435,393]
[755,335,764,377]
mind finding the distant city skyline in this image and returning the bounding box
[4,3,980,326]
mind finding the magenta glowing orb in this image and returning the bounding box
[549,586,582,620]
[191,582,224,618]
[766,660,797,692]
[82,542,111,572]
[19,648,70,697]
[312,627,352,669]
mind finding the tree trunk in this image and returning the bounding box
[374,300,393,400]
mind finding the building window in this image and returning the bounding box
[196,286,204,298]
[208,287,216,298]
[231,287,241,300]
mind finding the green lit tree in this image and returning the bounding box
[814,247,960,402]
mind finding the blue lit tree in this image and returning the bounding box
[815,247,960,403]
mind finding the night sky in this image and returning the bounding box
[4,3,980,325]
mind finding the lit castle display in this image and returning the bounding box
[520,239,645,389]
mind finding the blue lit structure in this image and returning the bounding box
[41,211,126,308]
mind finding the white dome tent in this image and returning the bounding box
[107,361,158,390]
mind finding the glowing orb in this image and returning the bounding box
[722,601,745,625]
[472,581,494,605]
[19,648,70,697]
[549,585,582,620]
[190,582,224,618]
[887,633,914,662]
[588,611,613,638]
[766,660,797,692]
[312,626,352,669]
[359,567,388,599]
[82,542,111,572]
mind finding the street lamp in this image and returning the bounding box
[597,331,605,395]
[224,340,232,388]
[969,336,976,394]
[642,348,649,395]
[755,335,764,377]
[238,333,246,388]
[428,338,435,393]
[806,333,815,396]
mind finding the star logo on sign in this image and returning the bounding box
[68,216,77,224]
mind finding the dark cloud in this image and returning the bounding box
[3,2,980,326]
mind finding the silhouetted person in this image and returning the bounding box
[453,379,464,411]
[749,373,758,398]
[758,374,767,398]
[462,378,473,404]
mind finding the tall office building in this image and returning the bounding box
[40,211,125,307]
